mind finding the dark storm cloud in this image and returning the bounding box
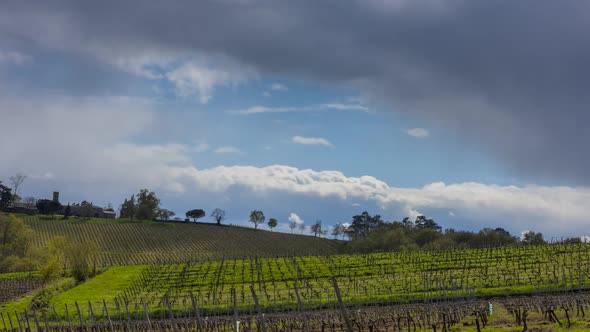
[1,0,589,182]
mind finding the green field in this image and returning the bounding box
[20,215,338,265]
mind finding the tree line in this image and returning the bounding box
[335,211,570,252]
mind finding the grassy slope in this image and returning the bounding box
[19,214,338,265]
[52,266,146,305]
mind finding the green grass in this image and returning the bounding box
[0,271,40,280]
[52,266,147,306]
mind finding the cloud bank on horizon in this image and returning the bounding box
[1,1,589,238]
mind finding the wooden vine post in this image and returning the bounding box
[331,277,354,332]
[250,285,267,332]
[190,290,205,332]
[231,287,240,332]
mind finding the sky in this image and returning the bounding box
[1,1,589,239]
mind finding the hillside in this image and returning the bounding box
[3,243,590,332]
[20,215,338,265]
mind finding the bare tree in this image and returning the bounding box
[310,220,327,237]
[9,173,26,197]
[211,208,226,225]
[23,196,37,208]
[298,223,306,234]
[331,222,343,239]
[332,222,349,240]
[289,221,297,234]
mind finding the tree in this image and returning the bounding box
[9,173,26,197]
[41,236,68,280]
[36,199,62,218]
[119,195,136,221]
[401,217,413,229]
[289,221,298,234]
[23,196,37,208]
[522,231,546,245]
[211,208,226,225]
[79,201,95,219]
[331,223,343,239]
[186,209,206,222]
[156,209,175,221]
[0,181,13,210]
[414,215,441,231]
[63,204,72,219]
[346,211,384,239]
[249,210,265,229]
[267,218,278,231]
[298,223,306,234]
[136,189,160,220]
[65,241,99,282]
[475,228,518,247]
[0,214,33,272]
[310,220,327,237]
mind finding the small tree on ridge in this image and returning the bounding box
[211,208,226,225]
[186,209,206,222]
[268,218,278,231]
[249,210,265,230]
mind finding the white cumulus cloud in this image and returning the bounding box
[288,213,304,225]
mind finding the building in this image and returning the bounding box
[3,202,38,215]
[64,200,116,219]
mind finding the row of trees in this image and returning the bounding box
[248,210,279,231]
[336,211,554,252]
[184,208,227,225]
[248,210,327,236]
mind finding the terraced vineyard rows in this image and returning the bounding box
[21,216,338,265]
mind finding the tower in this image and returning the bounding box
[52,191,60,203]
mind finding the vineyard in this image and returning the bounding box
[3,293,588,331]
[3,243,590,331]
[20,216,338,265]
[0,272,43,304]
